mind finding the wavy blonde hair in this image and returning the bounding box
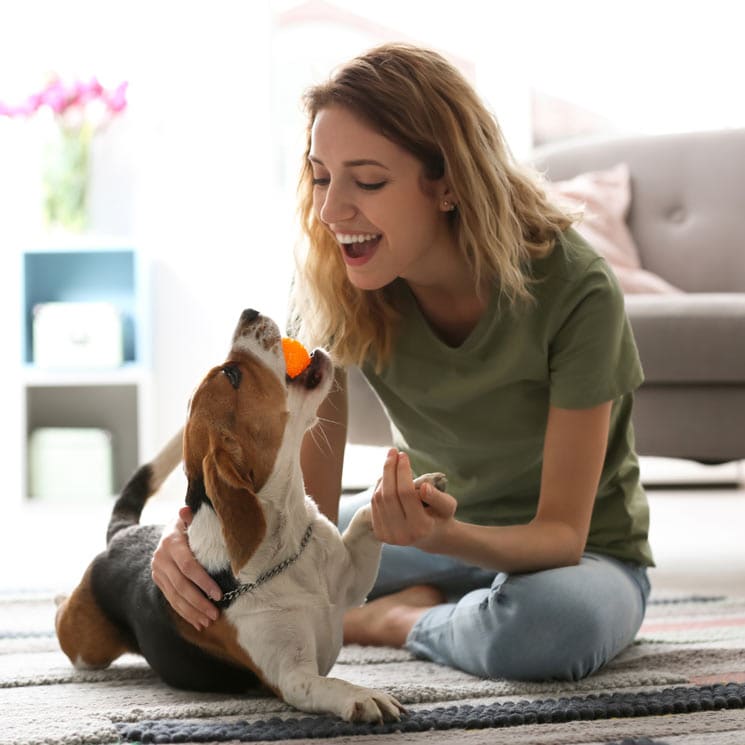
[289,43,573,369]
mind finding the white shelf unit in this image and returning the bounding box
[20,241,151,499]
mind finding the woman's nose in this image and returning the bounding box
[318,183,356,224]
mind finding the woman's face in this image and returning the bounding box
[309,105,453,291]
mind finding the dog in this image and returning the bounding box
[55,308,446,722]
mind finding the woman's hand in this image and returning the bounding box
[151,506,222,631]
[371,448,457,551]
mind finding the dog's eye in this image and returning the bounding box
[221,365,242,389]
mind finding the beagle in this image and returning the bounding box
[55,309,446,722]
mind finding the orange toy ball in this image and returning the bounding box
[282,337,311,378]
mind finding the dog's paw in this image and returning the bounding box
[346,503,373,534]
[341,687,405,723]
[414,472,448,493]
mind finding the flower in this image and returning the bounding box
[0,75,128,131]
[0,75,129,232]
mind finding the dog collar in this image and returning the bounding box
[215,522,314,608]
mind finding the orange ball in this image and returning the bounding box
[282,337,311,378]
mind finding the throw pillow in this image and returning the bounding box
[546,163,683,294]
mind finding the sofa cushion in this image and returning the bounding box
[545,164,682,295]
[625,294,745,383]
[533,129,745,293]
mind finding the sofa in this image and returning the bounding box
[347,129,745,465]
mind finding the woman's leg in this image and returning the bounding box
[340,491,650,682]
[406,552,651,681]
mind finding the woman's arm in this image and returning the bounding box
[372,401,612,574]
[301,366,349,523]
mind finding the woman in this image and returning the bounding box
[152,42,653,682]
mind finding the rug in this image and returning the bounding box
[2,592,745,745]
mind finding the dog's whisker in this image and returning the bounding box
[310,424,333,455]
[315,415,339,427]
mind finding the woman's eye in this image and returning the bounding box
[357,181,387,191]
[312,177,329,186]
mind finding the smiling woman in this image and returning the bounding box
[293,49,570,367]
[307,105,452,291]
[275,42,652,682]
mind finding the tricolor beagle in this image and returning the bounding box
[55,309,445,722]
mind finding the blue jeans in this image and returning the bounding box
[339,489,651,682]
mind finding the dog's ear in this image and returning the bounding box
[202,445,267,575]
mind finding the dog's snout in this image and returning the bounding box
[241,309,260,325]
[232,308,282,358]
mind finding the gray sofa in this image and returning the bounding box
[347,129,745,465]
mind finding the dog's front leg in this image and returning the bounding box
[244,619,404,722]
[278,665,405,723]
[340,504,383,608]
[341,472,448,608]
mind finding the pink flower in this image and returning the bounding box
[26,92,44,113]
[0,75,128,124]
[105,81,128,113]
[0,98,38,117]
[77,77,104,107]
[40,79,71,114]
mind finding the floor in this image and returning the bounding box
[2,455,744,597]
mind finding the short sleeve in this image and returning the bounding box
[549,257,643,409]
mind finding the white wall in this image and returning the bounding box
[128,3,280,453]
[2,0,744,499]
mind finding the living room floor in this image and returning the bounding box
[3,456,744,598]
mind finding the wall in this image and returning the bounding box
[2,0,744,501]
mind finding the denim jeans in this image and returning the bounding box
[339,489,651,682]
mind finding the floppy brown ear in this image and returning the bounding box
[202,446,267,575]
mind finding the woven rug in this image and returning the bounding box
[2,591,745,745]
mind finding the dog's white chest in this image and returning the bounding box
[188,509,230,571]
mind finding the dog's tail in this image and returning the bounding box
[106,428,184,543]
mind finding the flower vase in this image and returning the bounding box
[43,122,92,233]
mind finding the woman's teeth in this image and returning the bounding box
[335,233,381,244]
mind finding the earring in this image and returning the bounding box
[442,200,456,212]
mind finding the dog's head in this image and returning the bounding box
[183,309,332,573]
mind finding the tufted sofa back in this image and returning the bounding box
[532,129,745,293]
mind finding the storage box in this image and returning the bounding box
[28,427,114,500]
[32,301,123,369]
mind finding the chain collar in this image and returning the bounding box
[215,523,314,608]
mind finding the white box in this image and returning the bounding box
[28,427,114,500]
[32,301,123,369]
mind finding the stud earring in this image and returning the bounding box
[442,200,456,212]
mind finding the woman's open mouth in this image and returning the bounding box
[336,232,382,264]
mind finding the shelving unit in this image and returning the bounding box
[20,239,151,499]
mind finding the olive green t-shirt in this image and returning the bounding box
[361,229,654,567]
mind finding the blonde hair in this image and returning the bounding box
[289,43,573,369]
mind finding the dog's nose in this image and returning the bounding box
[241,308,260,324]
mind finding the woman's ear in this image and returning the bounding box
[438,182,457,212]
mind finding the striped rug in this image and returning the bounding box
[2,592,744,745]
